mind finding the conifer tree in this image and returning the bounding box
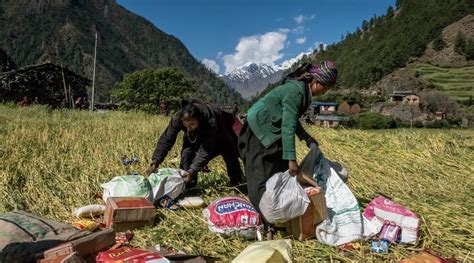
[433,33,446,51]
[465,38,474,60]
[454,31,466,54]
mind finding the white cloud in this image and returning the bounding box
[296,37,306,44]
[294,15,304,24]
[217,51,223,58]
[294,14,315,24]
[202,58,220,74]
[292,25,305,34]
[222,29,289,74]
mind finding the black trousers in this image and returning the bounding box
[238,123,287,212]
[180,135,244,187]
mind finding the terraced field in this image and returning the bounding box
[416,63,474,102]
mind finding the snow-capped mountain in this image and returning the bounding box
[222,63,284,99]
[274,52,311,71]
[222,51,311,99]
[225,62,279,82]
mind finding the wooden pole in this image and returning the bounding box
[61,65,68,105]
[69,85,74,109]
[91,33,98,111]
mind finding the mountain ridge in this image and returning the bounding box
[0,0,242,105]
[222,51,311,99]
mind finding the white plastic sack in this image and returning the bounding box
[315,167,363,246]
[259,172,310,224]
[101,175,153,203]
[73,204,106,218]
[101,168,185,203]
[148,168,185,201]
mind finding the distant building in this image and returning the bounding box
[389,91,419,106]
[314,115,350,128]
[435,111,445,120]
[0,63,90,108]
[311,101,338,115]
[304,101,351,128]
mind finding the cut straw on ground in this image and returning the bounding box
[0,105,473,262]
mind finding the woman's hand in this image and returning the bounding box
[146,163,157,176]
[288,160,299,176]
[181,171,193,183]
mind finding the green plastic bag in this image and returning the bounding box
[101,175,152,203]
[101,168,184,203]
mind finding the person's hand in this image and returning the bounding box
[306,137,319,149]
[181,170,193,183]
[146,163,157,176]
[288,160,299,177]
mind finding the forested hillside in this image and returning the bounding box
[0,0,242,105]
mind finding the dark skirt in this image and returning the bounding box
[180,132,244,188]
[238,123,287,212]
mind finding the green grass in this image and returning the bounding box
[1,105,473,262]
[415,63,474,102]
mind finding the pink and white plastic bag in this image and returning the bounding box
[363,196,419,244]
[203,197,263,239]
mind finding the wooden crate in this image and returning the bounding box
[104,197,155,232]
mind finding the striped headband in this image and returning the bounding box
[308,61,337,87]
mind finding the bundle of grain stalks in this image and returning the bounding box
[0,105,472,261]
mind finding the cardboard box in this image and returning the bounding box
[42,229,116,263]
[104,197,155,232]
[285,187,328,240]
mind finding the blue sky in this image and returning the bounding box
[117,0,395,75]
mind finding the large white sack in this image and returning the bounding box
[148,168,185,201]
[315,167,363,246]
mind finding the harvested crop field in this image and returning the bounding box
[1,105,473,262]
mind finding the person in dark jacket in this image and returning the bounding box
[238,61,337,221]
[146,99,244,189]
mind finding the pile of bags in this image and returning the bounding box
[101,168,185,206]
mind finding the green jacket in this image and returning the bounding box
[247,80,313,160]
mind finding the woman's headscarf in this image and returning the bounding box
[308,61,337,87]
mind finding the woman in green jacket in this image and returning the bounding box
[238,61,337,221]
